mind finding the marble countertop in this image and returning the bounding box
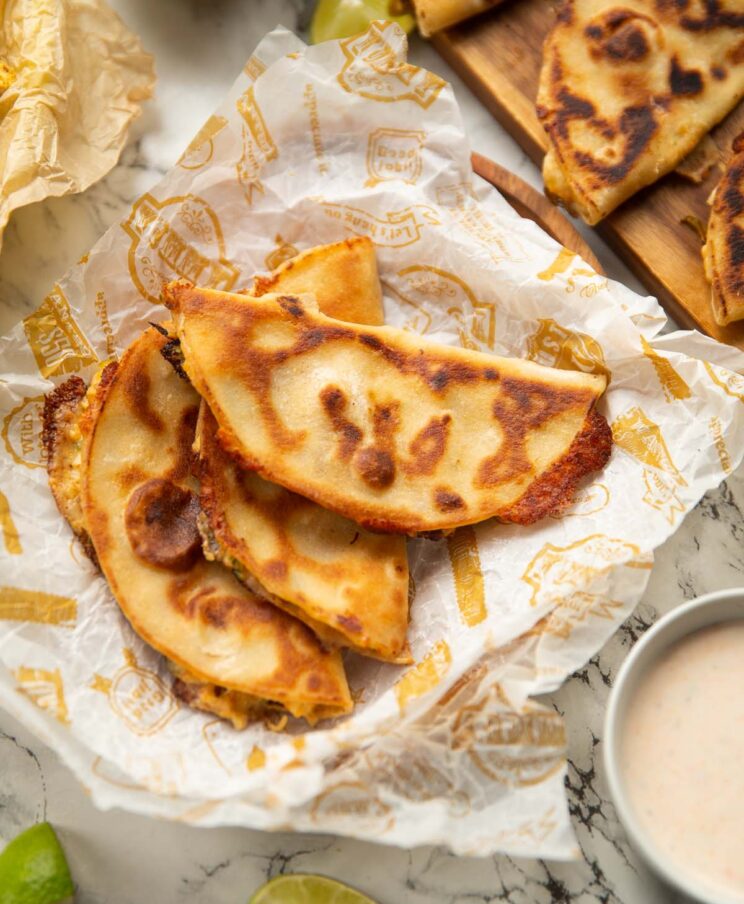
[1,1,739,901]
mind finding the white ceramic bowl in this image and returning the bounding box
[604,587,744,904]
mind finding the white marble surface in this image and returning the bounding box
[0,1,738,901]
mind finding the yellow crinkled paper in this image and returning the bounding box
[1,23,744,859]
[0,0,155,248]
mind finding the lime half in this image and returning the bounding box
[310,0,416,44]
[0,823,74,904]
[249,873,378,904]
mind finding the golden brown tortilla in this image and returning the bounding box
[538,0,744,224]
[165,281,612,536]
[251,237,384,325]
[80,327,352,725]
[704,134,744,325]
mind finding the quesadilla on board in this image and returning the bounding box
[537,0,744,224]
[703,134,744,325]
[45,327,352,727]
[165,281,612,536]
[251,236,384,325]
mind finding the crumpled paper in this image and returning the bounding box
[1,23,744,859]
[0,0,155,249]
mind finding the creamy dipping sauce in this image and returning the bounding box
[622,620,744,901]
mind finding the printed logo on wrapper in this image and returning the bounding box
[94,292,117,360]
[92,754,189,800]
[90,648,179,736]
[2,396,46,469]
[243,54,267,81]
[365,747,471,815]
[123,194,240,304]
[640,336,691,402]
[528,590,625,639]
[452,691,566,787]
[92,755,148,792]
[23,287,98,379]
[93,752,186,797]
[522,534,642,608]
[236,86,278,204]
[537,248,608,297]
[320,201,440,247]
[461,808,561,856]
[525,319,609,378]
[436,183,525,264]
[395,639,451,711]
[365,128,425,187]
[310,781,393,834]
[385,265,496,349]
[0,493,22,554]
[446,527,487,627]
[14,666,69,724]
[247,745,266,772]
[177,115,228,170]
[612,407,687,525]
[303,84,328,175]
[709,415,733,475]
[549,483,611,519]
[704,361,744,403]
[337,22,445,108]
[0,587,76,626]
[202,720,231,775]
[264,234,299,271]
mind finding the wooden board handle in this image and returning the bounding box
[472,152,604,275]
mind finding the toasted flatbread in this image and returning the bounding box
[165,282,612,535]
[537,1,744,224]
[76,327,351,725]
[251,237,384,325]
[43,374,97,558]
[704,135,744,325]
[200,240,408,661]
[197,404,410,662]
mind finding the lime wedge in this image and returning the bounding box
[249,873,378,904]
[310,0,416,44]
[0,823,74,904]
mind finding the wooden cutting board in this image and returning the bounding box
[433,0,744,350]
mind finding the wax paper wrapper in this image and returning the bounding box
[2,24,744,859]
[0,0,155,250]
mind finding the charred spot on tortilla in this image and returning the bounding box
[124,478,201,571]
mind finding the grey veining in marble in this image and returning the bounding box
[0,0,736,901]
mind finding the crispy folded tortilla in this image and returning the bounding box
[44,373,99,561]
[537,1,744,224]
[199,240,409,661]
[197,404,410,662]
[165,282,612,535]
[704,135,744,326]
[52,327,351,726]
[251,237,384,325]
